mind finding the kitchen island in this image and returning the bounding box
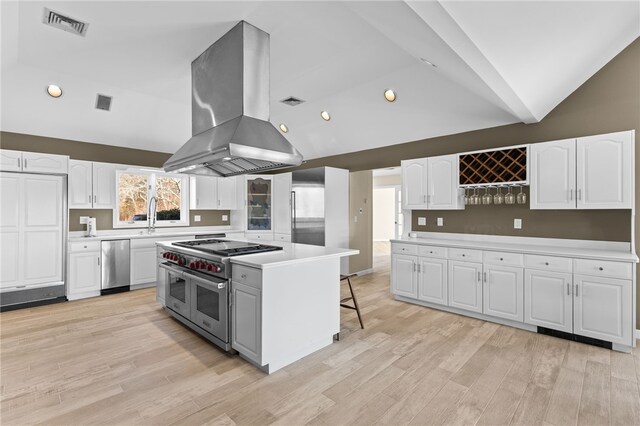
[157,239,358,374]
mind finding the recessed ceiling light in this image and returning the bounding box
[279,123,288,133]
[320,111,331,121]
[420,58,437,68]
[384,89,396,102]
[46,84,63,98]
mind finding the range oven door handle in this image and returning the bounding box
[159,263,186,277]
[184,271,227,289]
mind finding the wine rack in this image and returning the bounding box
[459,146,527,186]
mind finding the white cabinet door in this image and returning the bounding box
[401,159,428,209]
[576,130,633,209]
[417,257,447,305]
[130,247,157,285]
[448,260,482,313]
[217,177,237,210]
[0,150,23,172]
[574,274,632,345]
[68,160,93,208]
[427,155,463,210]
[232,281,261,364]
[189,176,218,209]
[273,173,292,235]
[483,265,523,322]
[21,152,68,174]
[529,139,576,209]
[92,162,117,209]
[0,174,21,288]
[391,254,417,298]
[524,269,573,333]
[69,252,101,296]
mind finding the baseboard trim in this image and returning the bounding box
[353,268,373,276]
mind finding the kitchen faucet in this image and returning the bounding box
[148,196,158,233]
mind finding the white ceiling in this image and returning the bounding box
[1,1,638,160]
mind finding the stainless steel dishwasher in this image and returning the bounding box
[101,239,131,295]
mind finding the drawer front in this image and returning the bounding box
[70,241,100,253]
[392,243,418,256]
[483,251,524,267]
[246,232,273,241]
[232,264,262,288]
[417,245,446,259]
[524,255,573,273]
[574,259,632,280]
[447,248,482,263]
[274,233,291,242]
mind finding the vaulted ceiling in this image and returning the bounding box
[1,1,638,160]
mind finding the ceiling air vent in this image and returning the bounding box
[42,8,89,37]
[95,94,112,111]
[280,96,305,107]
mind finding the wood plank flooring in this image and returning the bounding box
[2,246,639,425]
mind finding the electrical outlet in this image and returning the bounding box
[417,217,426,226]
[222,214,228,221]
[194,215,201,222]
[437,217,444,227]
[79,216,89,225]
[514,218,522,229]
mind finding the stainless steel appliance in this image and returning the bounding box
[292,168,326,246]
[101,239,130,294]
[158,239,282,351]
[163,21,302,177]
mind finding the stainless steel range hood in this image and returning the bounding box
[164,21,303,177]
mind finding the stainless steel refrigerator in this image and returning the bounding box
[291,168,326,246]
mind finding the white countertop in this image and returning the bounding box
[391,236,639,263]
[69,227,244,242]
[230,243,359,269]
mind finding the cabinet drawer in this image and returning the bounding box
[417,245,446,259]
[246,232,273,241]
[70,241,100,253]
[274,233,291,242]
[447,248,482,263]
[574,259,632,280]
[232,264,262,288]
[483,251,523,267]
[524,255,573,273]
[392,243,418,255]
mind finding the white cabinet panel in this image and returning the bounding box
[232,281,261,364]
[529,139,576,209]
[130,247,157,285]
[24,177,62,227]
[524,269,573,333]
[577,131,633,209]
[69,251,101,297]
[0,232,19,288]
[448,260,482,313]
[69,160,93,208]
[417,257,447,305]
[92,162,117,209]
[573,275,632,345]
[0,175,20,229]
[273,173,292,235]
[402,159,428,209]
[0,150,23,172]
[21,152,68,174]
[190,176,218,209]
[483,265,523,322]
[23,230,62,285]
[391,254,417,298]
[427,155,463,210]
[218,177,237,210]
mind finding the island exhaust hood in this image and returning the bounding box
[163,21,303,177]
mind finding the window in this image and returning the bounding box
[115,170,189,228]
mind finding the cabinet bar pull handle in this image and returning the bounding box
[598,267,603,271]
[17,158,21,168]
[477,271,481,281]
[98,256,100,265]
[423,195,426,203]
[89,195,91,203]
[575,284,579,297]
[94,195,96,203]
[577,189,582,200]
[569,189,573,200]
[24,159,27,168]
[483,272,487,282]
[414,263,417,272]
[567,283,570,295]
[417,264,420,273]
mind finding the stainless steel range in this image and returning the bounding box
[158,239,282,351]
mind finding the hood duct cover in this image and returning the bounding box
[164,21,303,177]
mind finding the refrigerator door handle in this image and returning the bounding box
[291,190,296,230]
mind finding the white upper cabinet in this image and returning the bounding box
[576,131,633,209]
[68,160,117,209]
[217,177,238,210]
[530,139,576,209]
[427,154,463,210]
[0,150,68,174]
[190,176,218,209]
[273,172,292,235]
[401,158,428,209]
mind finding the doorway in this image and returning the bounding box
[372,167,402,270]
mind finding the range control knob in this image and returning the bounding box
[189,261,196,269]
[207,264,213,272]
[178,258,185,266]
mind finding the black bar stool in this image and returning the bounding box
[337,274,364,341]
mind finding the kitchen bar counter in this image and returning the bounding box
[229,242,358,269]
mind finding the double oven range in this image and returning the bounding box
[158,239,282,351]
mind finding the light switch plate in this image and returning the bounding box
[418,217,426,226]
[514,218,522,229]
[194,215,201,222]
[437,217,444,227]
[79,216,90,225]
[222,214,228,221]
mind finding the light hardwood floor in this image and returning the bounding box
[1,251,639,425]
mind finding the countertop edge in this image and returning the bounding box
[230,249,360,270]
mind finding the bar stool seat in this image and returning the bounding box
[340,273,364,330]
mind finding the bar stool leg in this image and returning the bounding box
[346,277,364,329]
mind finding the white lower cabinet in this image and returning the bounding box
[483,265,524,322]
[68,250,101,299]
[391,254,417,298]
[524,269,573,333]
[573,274,632,345]
[417,257,447,305]
[448,260,482,313]
[232,281,261,364]
[131,246,157,285]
